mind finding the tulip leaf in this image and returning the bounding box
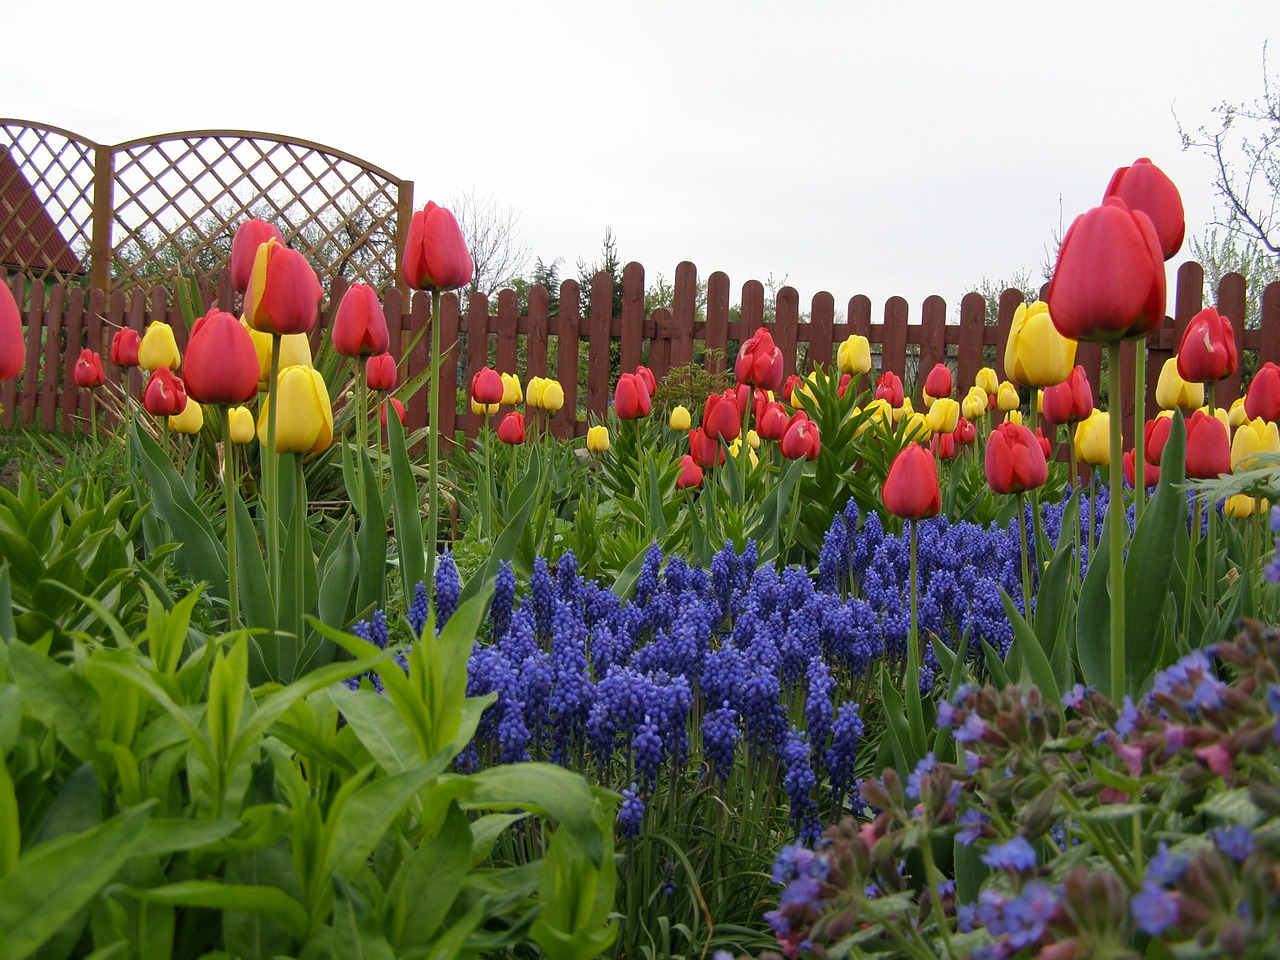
[391,802,472,949]
[878,672,913,775]
[1000,588,1062,708]
[332,875,396,960]
[981,639,1010,690]
[317,514,359,635]
[459,457,539,611]
[355,451,388,622]
[7,639,101,763]
[1076,510,1113,695]
[387,414,425,601]
[0,562,13,644]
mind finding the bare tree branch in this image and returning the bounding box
[448,189,531,299]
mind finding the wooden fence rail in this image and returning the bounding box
[4,260,1279,453]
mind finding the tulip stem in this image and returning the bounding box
[355,359,368,514]
[1018,492,1033,625]
[293,452,306,680]
[266,333,282,623]
[220,405,239,631]
[738,398,751,508]
[1106,341,1126,702]
[1133,342,1146,522]
[906,519,925,755]
[426,289,442,580]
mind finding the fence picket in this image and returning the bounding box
[881,297,908,384]
[60,287,85,433]
[555,279,581,440]
[19,278,43,426]
[38,285,65,431]
[809,291,835,372]
[671,261,697,370]
[1217,273,1248,405]
[956,292,986,389]
[774,286,799,379]
[587,272,612,422]
[917,295,947,405]
[526,284,549,380]
[620,262,645,373]
[705,271,730,372]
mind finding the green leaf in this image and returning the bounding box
[457,456,540,611]
[7,641,100,763]
[327,686,418,775]
[981,639,1010,689]
[0,803,152,960]
[223,840,300,960]
[117,880,308,943]
[323,764,441,879]
[1075,509,1113,694]
[1000,589,1062,706]
[332,875,395,960]
[391,802,472,948]
[0,563,13,644]
[233,483,275,636]
[131,819,241,859]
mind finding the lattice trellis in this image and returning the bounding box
[0,121,95,285]
[110,131,408,293]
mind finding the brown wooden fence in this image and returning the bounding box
[4,260,1279,452]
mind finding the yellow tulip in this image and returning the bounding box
[471,398,499,415]
[903,411,931,443]
[858,398,893,435]
[526,376,545,409]
[974,366,999,395]
[500,372,523,405]
[257,365,333,454]
[139,321,181,372]
[997,381,1021,412]
[926,397,959,434]
[669,405,692,431]
[1229,396,1248,428]
[746,429,761,450]
[1205,406,1231,437]
[1004,410,1024,426]
[586,424,610,452]
[1155,357,1204,411]
[1225,494,1266,518]
[1231,417,1280,470]
[891,397,915,425]
[837,334,871,375]
[244,319,311,390]
[168,398,203,434]
[1036,389,1044,415]
[1074,410,1110,466]
[541,379,565,412]
[728,437,760,468]
[961,386,988,421]
[228,405,256,444]
[1004,301,1076,388]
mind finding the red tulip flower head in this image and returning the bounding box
[1040,365,1094,426]
[1144,415,1173,465]
[688,428,725,468]
[332,283,390,358]
[1124,449,1160,488]
[837,373,852,398]
[875,371,904,407]
[497,411,526,445]
[243,239,324,336]
[1102,158,1185,261]
[635,365,658,398]
[985,422,1049,494]
[1245,362,1280,422]
[183,308,260,405]
[882,443,941,520]
[782,374,803,405]
[923,363,953,403]
[143,367,188,417]
[703,392,741,442]
[953,417,977,446]
[780,412,821,460]
[676,454,704,489]
[471,366,505,406]
[614,373,652,420]
[73,349,104,389]
[381,397,406,428]
[402,201,474,291]
[0,281,23,383]
[931,431,957,461]
[366,353,397,391]
[1046,197,1166,342]
[1185,409,1231,479]
[757,400,789,441]
[110,328,141,368]
[1176,306,1237,383]
[230,218,285,293]
[735,327,784,391]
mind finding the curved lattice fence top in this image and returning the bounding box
[0,120,414,296]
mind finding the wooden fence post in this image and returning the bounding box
[620,262,645,373]
[555,279,581,440]
[704,271,730,373]
[956,292,986,389]
[809,291,835,372]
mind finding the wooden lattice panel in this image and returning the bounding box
[110,131,406,294]
[0,121,94,285]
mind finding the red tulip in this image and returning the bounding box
[676,454,704,489]
[1245,362,1280,422]
[635,365,658,398]
[837,373,852,398]
[110,328,141,368]
[243,239,323,336]
[1046,197,1166,342]
[366,353,397,391]
[380,397,406,428]
[703,392,741,442]
[1102,158,1185,261]
[497,411,526,445]
[0,282,22,383]
[875,371,904,407]
[1176,306,1237,383]
[751,387,773,419]
[73,349,104,389]
[230,218,285,293]
[1040,366,1093,426]
[735,327,784,391]
[143,367,187,417]
[757,401,789,441]
[1185,409,1231,479]
[1123,449,1159,488]
[614,373,652,419]
[883,444,940,519]
[688,427,725,468]
[931,431,957,461]
[471,366,504,405]
[923,363,953,400]
[780,412,820,460]
[1035,428,1051,460]
[1144,416,1173,465]
[782,374,803,404]
[730,383,751,416]
[183,309,259,405]
[985,422,1048,494]
[332,284,390,358]
[402,201,474,291]
[953,418,976,445]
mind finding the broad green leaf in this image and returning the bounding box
[388,414,425,596]
[328,686,418,775]
[223,840,300,959]
[1000,590,1062,707]
[0,563,13,643]
[391,802,472,948]
[332,875,395,960]
[323,764,440,879]
[116,880,308,942]
[131,819,241,859]
[7,641,100,763]
[1075,510,1113,694]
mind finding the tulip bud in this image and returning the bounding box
[168,398,204,435]
[470,397,499,415]
[1224,494,1263,518]
[882,443,940,519]
[138,321,181,372]
[1232,417,1280,470]
[0,282,24,383]
[402,201,474,291]
[1228,396,1247,428]
[735,327,784,390]
[1004,300,1077,388]
[142,367,187,417]
[471,366,504,405]
[985,422,1048,494]
[874,371,904,407]
[997,380,1021,413]
[953,418,976,445]
[331,283,390,358]
[676,454,703,489]
[688,427,724,468]
[230,218,285,293]
[1123,448,1159,488]
[500,372,523,406]
[757,401,788,441]
[1004,410,1023,426]
[366,353,397,391]
[1185,409,1231,479]
[540,379,565,413]
[668,405,691,431]
[497,411,526,444]
[614,373,652,420]
[110,328,141,368]
[837,334,871,375]
[73,349,104,389]
[903,411,931,442]
[256,365,334,454]
[1245,362,1280,422]
[961,386,989,421]
[931,430,956,460]
[380,397,406,428]
[1103,157,1185,260]
[922,363,953,403]
[1177,306,1238,383]
[244,239,323,337]
[1074,410,1110,466]
[702,392,740,442]
[228,405,256,444]
[244,320,311,390]
[926,397,959,435]
[1041,366,1094,426]
[586,424,610,452]
[1156,357,1204,411]
[184,309,260,405]
[974,366,999,395]
[635,365,658,398]
[780,413,820,460]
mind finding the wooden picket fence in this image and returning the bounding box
[4,260,1279,452]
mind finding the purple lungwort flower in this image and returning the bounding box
[906,752,937,800]
[956,808,989,846]
[1212,824,1254,863]
[1003,881,1058,949]
[1131,880,1179,935]
[981,835,1037,872]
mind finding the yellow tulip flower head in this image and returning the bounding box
[228,405,256,444]
[1224,494,1266,519]
[1004,301,1076,388]
[903,411,932,443]
[1004,409,1024,426]
[1231,417,1280,471]
[1229,396,1248,429]
[669,405,692,431]
[961,386,989,421]
[586,424,610,453]
[746,429,761,450]
[526,376,545,409]
[500,372,523,406]
[926,396,960,435]
[541,379,565,413]
[257,365,333,454]
[1074,409,1110,466]
[168,397,203,434]
[139,321,181,372]
[974,366,999,395]
[837,334,872,375]
[471,398,499,415]
[891,396,915,425]
[997,381,1021,413]
[244,319,312,390]
[1156,357,1204,411]
[858,398,893,435]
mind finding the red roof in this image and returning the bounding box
[0,150,83,275]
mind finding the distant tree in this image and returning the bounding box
[509,256,564,315]
[448,189,531,298]
[644,271,707,322]
[1189,228,1280,328]
[1177,43,1280,256]
[960,269,1041,325]
[576,228,623,319]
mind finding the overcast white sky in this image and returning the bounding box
[2,0,1274,313]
